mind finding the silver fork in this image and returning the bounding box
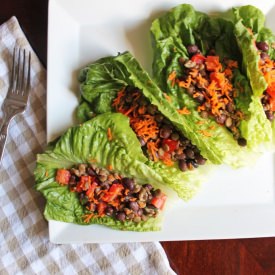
[0,48,31,163]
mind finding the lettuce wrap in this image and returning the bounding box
[233,5,275,144]
[34,113,181,231]
[150,4,272,158]
[77,51,210,201]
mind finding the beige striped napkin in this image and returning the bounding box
[0,17,175,275]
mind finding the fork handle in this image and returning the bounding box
[0,115,14,163]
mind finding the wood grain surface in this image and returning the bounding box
[1,1,275,274]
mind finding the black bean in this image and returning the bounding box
[133,216,141,223]
[147,105,157,115]
[179,160,188,172]
[185,149,195,159]
[155,114,164,122]
[138,137,146,147]
[178,57,186,65]
[87,167,96,176]
[100,181,110,190]
[216,114,226,124]
[225,117,233,128]
[184,60,197,68]
[260,52,270,60]
[143,184,153,191]
[265,110,274,121]
[86,202,96,212]
[162,143,170,152]
[186,85,195,96]
[256,41,269,52]
[69,175,76,186]
[200,111,208,119]
[116,212,126,221]
[195,154,207,165]
[129,201,139,212]
[226,102,234,113]
[176,153,186,160]
[122,178,135,191]
[153,189,162,197]
[187,44,199,55]
[105,206,114,216]
[237,137,247,147]
[137,209,144,216]
[190,160,199,168]
[171,133,179,141]
[79,193,88,205]
[139,188,149,201]
[195,93,205,103]
[160,127,172,139]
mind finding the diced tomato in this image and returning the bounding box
[266,84,275,111]
[162,139,179,153]
[151,192,167,210]
[101,183,124,202]
[97,201,107,216]
[55,169,71,185]
[205,55,220,71]
[191,54,206,64]
[86,182,98,199]
[267,83,275,99]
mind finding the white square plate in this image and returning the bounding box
[47,0,275,243]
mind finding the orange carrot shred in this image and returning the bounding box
[198,130,212,137]
[107,127,113,141]
[163,93,172,102]
[177,107,191,115]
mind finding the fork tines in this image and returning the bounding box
[11,48,31,98]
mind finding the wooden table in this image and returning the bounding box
[2,1,275,274]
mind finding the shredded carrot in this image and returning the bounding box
[147,140,159,162]
[247,27,254,35]
[168,71,177,87]
[177,107,191,115]
[208,125,216,130]
[178,75,192,88]
[112,87,126,108]
[89,159,97,163]
[162,158,174,166]
[45,171,49,177]
[227,60,238,69]
[107,165,113,171]
[107,127,113,141]
[83,213,94,223]
[197,105,206,112]
[163,93,172,102]
[196,120,205,125]
[198,130,212,137]
[131,114,159,143]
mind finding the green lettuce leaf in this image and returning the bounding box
[78,52,210,199]
[150,4,272,157]
[35,113,209,232]
[79,51,251,167]
[233,6,268,96]
[35,113,176,231]
[233,5,275,145]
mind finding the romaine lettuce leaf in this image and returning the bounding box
[35,113,174,231]
[78,53,211,199]
[35,113,209,232]
[150,4,272,156]
[78,51,253,167]
[233,5,275,145]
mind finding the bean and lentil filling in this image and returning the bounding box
[55,164,167,223]
[256,41,275,122]
[112,86,207,172]
[168,45,247,146]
